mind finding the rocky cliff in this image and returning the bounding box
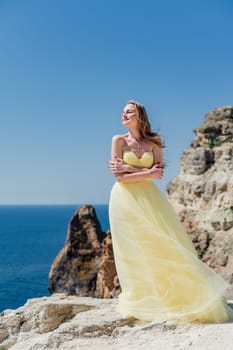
[167,106,233,294]
[1,293,233,350]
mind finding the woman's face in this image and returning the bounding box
[121,104,139,128]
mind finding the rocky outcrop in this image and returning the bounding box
[1,294,233,350]
[0,294,133,350]
[95,232,120,298]
[167,106,233,295]
[48,205,120,298]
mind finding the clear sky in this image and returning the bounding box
[0,0,232,204]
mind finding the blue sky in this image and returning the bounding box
[0,0,232,204]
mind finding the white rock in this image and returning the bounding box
[1,294,233,350]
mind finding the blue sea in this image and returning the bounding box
[0,205,109,312]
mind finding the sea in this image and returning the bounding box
[0,204,109,313]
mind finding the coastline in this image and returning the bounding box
[0,204,109,312]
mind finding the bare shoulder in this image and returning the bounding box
[152,135,163,148]
[112,134,127,145]
[111,134,127,158]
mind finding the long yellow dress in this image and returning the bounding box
[109,151,233,323]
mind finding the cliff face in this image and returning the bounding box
[48,205,120,298]
[167,106,233,290]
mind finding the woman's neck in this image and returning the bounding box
[127,129,141,141]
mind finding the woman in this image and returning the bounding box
[108,100,233,323]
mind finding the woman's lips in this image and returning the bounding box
[122,116,130,122]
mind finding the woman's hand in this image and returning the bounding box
[149,162,164,179]
[108,156,141,174]
[107,157,131,174]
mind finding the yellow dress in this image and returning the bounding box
[109,151,233,323]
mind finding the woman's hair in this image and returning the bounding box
[127,100,163,147]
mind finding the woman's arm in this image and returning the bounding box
[111,134,124,160]
[152,138,163,166]
[115,163,163,183]
[116,141,163,183]
[108,135,147,175]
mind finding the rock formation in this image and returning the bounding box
[48,205,120,298]
[167,106,233,295]
[1,294,233,350]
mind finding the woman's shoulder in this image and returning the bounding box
[111,133,128,144]
[151,135,163,148]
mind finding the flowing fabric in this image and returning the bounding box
[109,151,233,323]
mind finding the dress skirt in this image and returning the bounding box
[109,180,233,323]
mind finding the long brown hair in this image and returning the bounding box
[127,100,163,147]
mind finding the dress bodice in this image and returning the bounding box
[123,151,154,168]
